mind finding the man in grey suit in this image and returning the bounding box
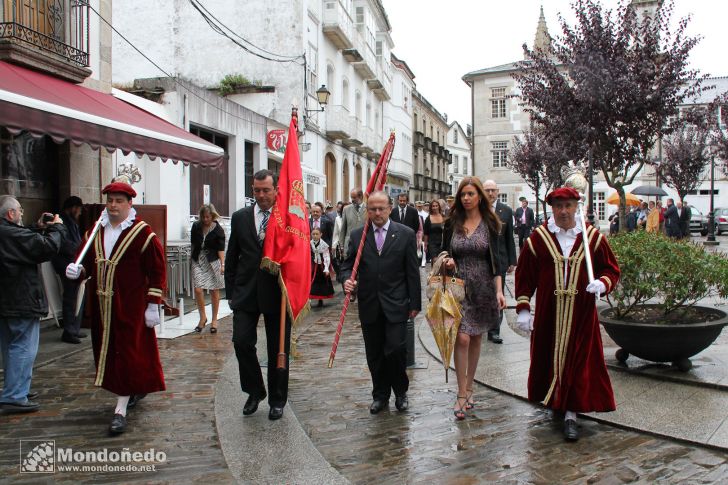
[483,180,517,344]
[341,191,421,415]
[339,188,366,258]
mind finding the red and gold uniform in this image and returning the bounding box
[78,216,166,396]
[515,223,620,413]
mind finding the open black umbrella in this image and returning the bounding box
[631,185,668,197]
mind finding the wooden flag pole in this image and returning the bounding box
[277,292,288,369]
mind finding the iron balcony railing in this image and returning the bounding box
[0,0,90,67]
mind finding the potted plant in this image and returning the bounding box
[600,231,728,371]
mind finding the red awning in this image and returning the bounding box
[0,61,225,169]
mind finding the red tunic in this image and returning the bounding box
[78,219,166,396]
[515,224,620,413]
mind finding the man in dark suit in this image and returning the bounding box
[341,191,421,415]
[309,203,334,246]
[514,198,535,249]
[390,193,420,234]
[483,180,517,344]
[225,169,290,421]
[664,198,680,238]
[678,201,691,238]
[51,196,87,344]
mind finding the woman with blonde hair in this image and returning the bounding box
[190,204,226,333]
[441,177,506,419]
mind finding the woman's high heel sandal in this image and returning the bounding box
[194,318,207,333]
[465,389,475,410]
[454,396,467,421]
[210,322,218,334]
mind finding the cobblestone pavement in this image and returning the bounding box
[290,298,728,484]
[0,322,236,484]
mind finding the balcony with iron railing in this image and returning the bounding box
[322,1,355,50]
[414,131,425,147]
[0,0,91,83]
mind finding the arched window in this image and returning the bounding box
[326,64,335,103]
[342,78,350,110]
[355,91,362,120]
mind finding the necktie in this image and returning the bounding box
[400,208,404,220]
[375,227,385,252]
[258,210,270,244]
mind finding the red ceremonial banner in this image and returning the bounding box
[261,113,311,324]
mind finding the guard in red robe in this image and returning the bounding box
[66,178,166,435]
[515,187,620,441]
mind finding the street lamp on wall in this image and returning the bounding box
[305,85,331,116]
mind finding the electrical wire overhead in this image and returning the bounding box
[188,0,304,64]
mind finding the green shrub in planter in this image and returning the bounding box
[607,231,728,320]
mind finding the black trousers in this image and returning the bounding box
[490,271,508,336]
[231,310,291,407]
[361,309,408,401]
[517,226,531,249]
[60,275,81,336]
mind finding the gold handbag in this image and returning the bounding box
[427,251,466,302]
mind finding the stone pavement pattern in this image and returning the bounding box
[0,324,235,483]
[1,281,728,483]
[289,295,728,484]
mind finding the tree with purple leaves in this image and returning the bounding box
[507,127,568,219]
[661,110,711,203]
[514,0,706,231]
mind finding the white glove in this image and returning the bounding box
[586,279,606,297]
[145,303,161,328]
[65,263,83,280]
[517,309,533,332]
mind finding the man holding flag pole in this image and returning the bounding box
[225,109,311,421]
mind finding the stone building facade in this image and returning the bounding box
[447,121,472,196]
[411,90,451,202]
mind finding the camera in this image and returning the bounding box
[42,213,54,223]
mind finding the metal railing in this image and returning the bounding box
[0,0,89,67]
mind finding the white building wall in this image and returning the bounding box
[447,122,472,197]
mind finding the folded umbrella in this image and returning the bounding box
[425,287,462,383]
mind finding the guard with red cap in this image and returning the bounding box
[65,175,166,435]
[514,185,621,442]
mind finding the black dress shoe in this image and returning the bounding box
[395,394,409,412]
[27,391,39,400]
[109,413,127,435]
[369,399,388,414]
[76,331,88,338]
[127,394,147,409]
[488,332,503,344]
[61,332,81,344]
[268,406,284,420]
[243,392,266,415]
[1,400,39,413]
[563,419,579,441]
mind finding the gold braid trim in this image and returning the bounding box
[526,237,536,257]
[601,276,613,292]
[141,232,156,253]
[94,222,149,387]
[535,227,565,405]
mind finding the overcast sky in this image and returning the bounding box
[383,0,728,129]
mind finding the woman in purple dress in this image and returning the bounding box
[442,177,506,420]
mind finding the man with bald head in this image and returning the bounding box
[341,191,421,415]
[483,180,517,343]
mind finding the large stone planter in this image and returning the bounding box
[599,306,728,372]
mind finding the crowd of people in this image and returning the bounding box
[609,197,692,239]
[2,171,623,444]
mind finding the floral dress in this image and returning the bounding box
[450,221,500,335]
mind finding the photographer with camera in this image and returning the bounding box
[0,195,66,413]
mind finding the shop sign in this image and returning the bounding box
[267,129,286,152]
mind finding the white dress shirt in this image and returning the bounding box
[547,216,583,283]
[101,208,137,257]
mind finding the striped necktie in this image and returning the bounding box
[258,210,270,244]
